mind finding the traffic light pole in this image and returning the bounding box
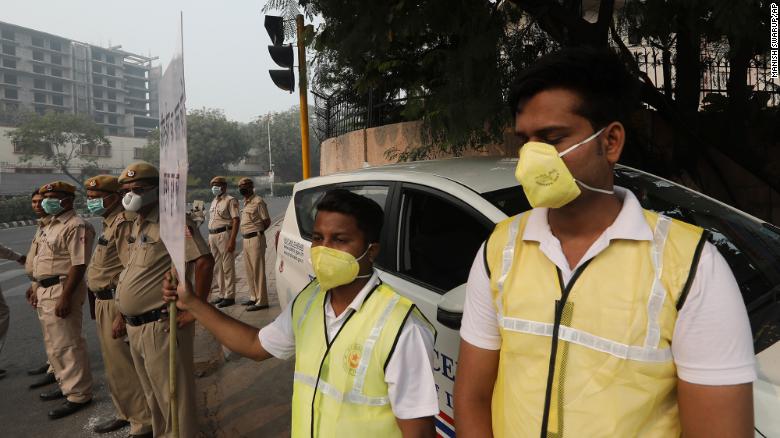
[296,14,311,180]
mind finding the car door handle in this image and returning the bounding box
[437,307,462,330]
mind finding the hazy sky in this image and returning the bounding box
[4,0,305,122]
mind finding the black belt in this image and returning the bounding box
[122,307,168,327]
[242,231,262,239]
[37,276,61,288]
[90,288,114,300]
[209,226,230,234]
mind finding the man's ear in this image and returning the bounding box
[603,121,625,165]
[368,242,381,262]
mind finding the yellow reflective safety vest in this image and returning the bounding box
[485,209,707,438]
[290,279,434,438]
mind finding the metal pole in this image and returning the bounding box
[267,116,274,197]
[296,14,311,180]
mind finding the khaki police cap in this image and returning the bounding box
[238,177,253,186]
[118,161,159,184]
[40,181,76,195]
[210,176,227,185]
[84,175,120,193]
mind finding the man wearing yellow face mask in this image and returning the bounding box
[162,189,438,437]
[454,48,756,438]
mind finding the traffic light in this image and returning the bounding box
[265,15,294,93]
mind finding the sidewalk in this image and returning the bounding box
[194,220,293,437]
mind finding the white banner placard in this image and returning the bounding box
[159,20,188,279]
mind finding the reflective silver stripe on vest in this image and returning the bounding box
[297,284,320,330]
[500,317,672,362]
[644,215,671,348]
[495,215,522,317]
[350,294,401,395]
[294,372,390,406]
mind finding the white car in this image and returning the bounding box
[274,157,780,437]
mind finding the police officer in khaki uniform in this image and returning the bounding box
[0,243,25,379]
[237,177,271,311]
[35,181,95,419]
[116,162,214,438]
[207,176,240,308]
[25,189,57,385]
[84,175,153,437]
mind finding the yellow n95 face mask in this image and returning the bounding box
[515,127,612,208]
[310,244,372,291]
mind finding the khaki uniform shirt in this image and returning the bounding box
[208,194,239,229]
[25,217,51,280]
[33,209,95,279]
[116,206,210,316]
[240,194,270,234]
[86,209,135,292]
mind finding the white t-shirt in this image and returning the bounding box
[259,272,439,419]
[461,187,757,386]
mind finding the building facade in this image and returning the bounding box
[0,20,159,138]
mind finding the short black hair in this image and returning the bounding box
[316,189,384,243]
[508,47,639,129]
[31,189,40,198]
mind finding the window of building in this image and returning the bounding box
[106,55,115,64]
[108,103,117,113]
[94,102,104,111]
[32,64,45,74]
[50,54,62,65]
[33,78,46,89]
[52,95,63,106]
[107,91,116,100]
[108,127,118,135]
[51,81,63,92]
[107,79,116,88]
[2,44,15,56]
[31,36,44,48]
[4,88,18,100]
[4,102,19,112]
[108,114,118,124]
[134,147,144,159]
[93,88,103,98]
[91,51,101,60]
[51,68,63,77]
[92,74,102,85]
[34,93,46,103]
[32,50,44,61]
[94,114,103,123]
[106,66,115,76]
[3,74,17,85]
[35,106,46,115]
[49,40,62,51]
[3,58,16,69]
[92,62,101,73]
[1,29,14,41]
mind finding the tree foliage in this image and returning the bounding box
[6,112,107,188]
[143,108,251,185]
[244,106,321,182]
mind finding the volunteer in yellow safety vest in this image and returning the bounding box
[163,189,439,437]
[454,47,756,438]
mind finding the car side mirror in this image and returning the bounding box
[437,284,466,330]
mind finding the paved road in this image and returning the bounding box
[0,196,290,436]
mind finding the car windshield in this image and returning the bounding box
[481,170,780,353]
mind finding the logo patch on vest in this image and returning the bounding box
[343,343,363,376]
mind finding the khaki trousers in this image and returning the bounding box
[127,321,197,438]
[0,287,8,357]
[95,298,152,435]
[242,234,268,305]
[209,231,236,300]
[36,282,92,403]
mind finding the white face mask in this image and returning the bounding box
[122,188,157,212]
[211,186,223,196]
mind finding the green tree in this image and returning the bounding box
[143,108,251,185]
[244,106,320,182]
[6,112,108,188]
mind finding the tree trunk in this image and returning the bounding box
[673,4,702,163]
